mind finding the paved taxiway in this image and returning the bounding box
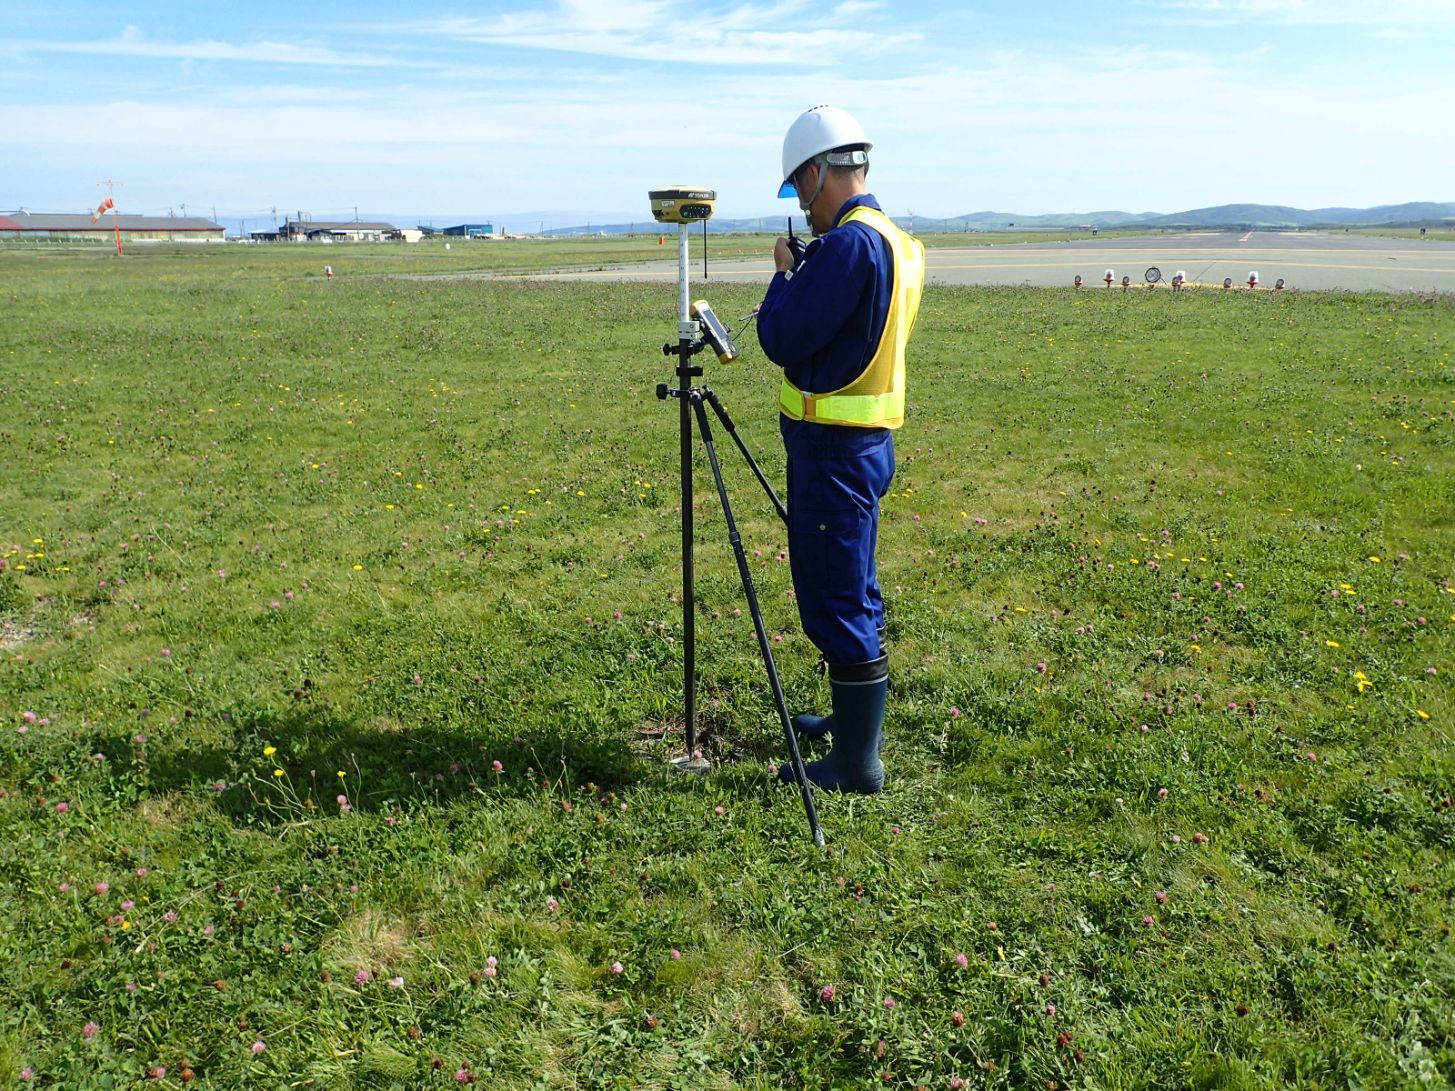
[524,231,1455,293]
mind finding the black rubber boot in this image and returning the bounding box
[780,658,888,794]
[792,628,887,742]
[791,708,834,741]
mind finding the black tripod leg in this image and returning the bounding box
[690,394,824,847]
[703,388,787,526]
[678,355,697,762]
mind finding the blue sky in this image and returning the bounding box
[3,0,1453,227]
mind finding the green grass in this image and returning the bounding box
[0,225,1155,280]
[0,234,774,279]
[1346,227,1455,244]
[2,244,1454,1089]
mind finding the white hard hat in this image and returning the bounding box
[778,104,872,199]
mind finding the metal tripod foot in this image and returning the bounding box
[669,753,712,775]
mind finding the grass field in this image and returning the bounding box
[1348,228,1455,244]
[2,243,1454,1089]
[0,228,1144,279]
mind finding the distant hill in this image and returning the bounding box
[541,201,1455,236]
[940,202,1455,231]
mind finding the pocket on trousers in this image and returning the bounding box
[796,506,870,596]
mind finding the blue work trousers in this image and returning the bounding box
[785,431,895,666]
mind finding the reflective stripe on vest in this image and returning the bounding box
[779,204,925,429]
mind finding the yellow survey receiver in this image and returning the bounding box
[649,187,716,223]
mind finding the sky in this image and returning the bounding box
[3,0,1454,228]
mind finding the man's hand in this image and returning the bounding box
[774,236,795,273]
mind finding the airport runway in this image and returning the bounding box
[525,231,1455,293]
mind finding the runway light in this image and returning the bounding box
[1104,269,1114,287]
[1074,274,1083,288]
[1121,275,1131,290]
[1223,277,1233,290]
[1275,277,1286,290]
[1172,270,1186,290]
[1248,271,1259,288]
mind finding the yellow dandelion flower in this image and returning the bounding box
[273,769,285,777]
[1369,556,1381,563]
[353,564,363,571]
[263,746,276,756]
[1416,709,1431,721]
[1326,640,1341,648]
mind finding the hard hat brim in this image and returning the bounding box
[777,180,797,199]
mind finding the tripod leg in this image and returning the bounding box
[703,388,787,526]
[690,394,824,847]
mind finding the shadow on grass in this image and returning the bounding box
[133,701,645,825]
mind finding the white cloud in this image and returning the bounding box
[5,5,1452,216]
[1142,0,1455,28]
[385,1,917,66]
[18,25,408,68]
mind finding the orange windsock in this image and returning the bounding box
[91,196,115,223]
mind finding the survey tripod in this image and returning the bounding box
[653,218,824,847]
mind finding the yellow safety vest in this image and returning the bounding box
[778,204,924,429]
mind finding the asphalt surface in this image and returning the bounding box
[524,231,1455,293]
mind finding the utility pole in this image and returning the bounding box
[180,203,187,218]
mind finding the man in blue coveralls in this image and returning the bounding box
[757,105,925,794]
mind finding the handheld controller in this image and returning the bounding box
[690,300,738,363]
